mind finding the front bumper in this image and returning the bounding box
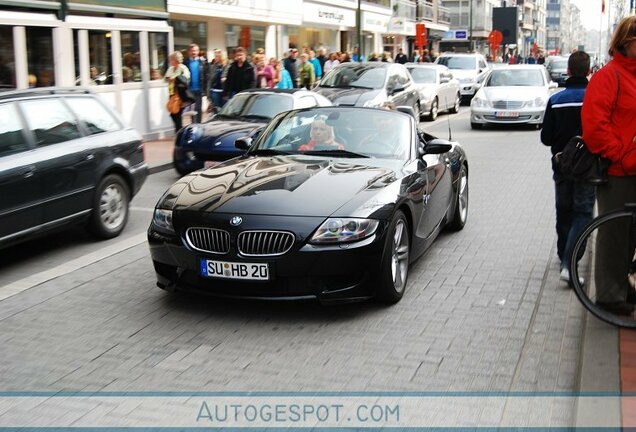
[470,107,545,125]
[458,83,478,97]
[147,215,389,304]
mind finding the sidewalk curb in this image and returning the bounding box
[149,162,173,175]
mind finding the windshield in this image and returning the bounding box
[217,93,293,119]
[320,65,386,89]
[408,68,437,84]
[551,60,568,70]
[436,56,476,70]
[251,108,412,160]
[485,69,546,87]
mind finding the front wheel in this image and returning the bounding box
[447,164,468,231]
[377,210,410,304]
[427,98,438,121]
[450,93,461,113]
[88,174,130,239]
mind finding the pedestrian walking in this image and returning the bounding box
[581,16,636,316]
[352,46,364,62]
[255,54,275,88]
[299,53,316,89]
[540,51,595,286]
[308,50,323,80]
[395,48,408,64]
[184,43,208,123]
[224,47,255,98]
[275,59,294,89]
[164,51,190,132]
[317,47,328,71]
[207,49,228,110]
[284,48,300,88]
[323,52,340,75]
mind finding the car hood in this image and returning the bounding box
[482,86,548,101]
[315,87,383,106]
[450,69,477,80]
[196,118,264,142]
[172,155,401,217]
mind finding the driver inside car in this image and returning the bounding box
[359,112,404,158]
[298,119,344,151]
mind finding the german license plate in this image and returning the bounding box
[495,111,519,118]
[200,259,269,281]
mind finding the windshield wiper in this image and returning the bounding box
[241,114,271,120]
[348,85,375,89]
[214,113,239,119]
[302,149,369,158]
[249,148,291,156]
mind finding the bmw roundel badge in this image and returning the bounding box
[230,216,243,226]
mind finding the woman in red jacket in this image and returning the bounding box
[581,16,636,316]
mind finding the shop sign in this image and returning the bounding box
[303,2,356,27]
[362,11,390,33]
[387,17,415,35]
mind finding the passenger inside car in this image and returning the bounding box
[298,119,344,151]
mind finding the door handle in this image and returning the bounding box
[21,165,36,178]
[85,153,94,161]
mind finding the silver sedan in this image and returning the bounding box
[470,65,558,129]
[406,64,461,121]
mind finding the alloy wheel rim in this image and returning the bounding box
[455,95,461,111]
[458,170,468,222]
[431,100,438,119]
[100,184,126,230]
[391,220,410,293]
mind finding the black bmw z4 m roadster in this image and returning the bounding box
[148,107,468,304]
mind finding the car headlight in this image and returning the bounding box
[152,209,174,234]
[525,97,546,108]
[363,100,381,108]
[310,218,379,244]
[471,97,490,108]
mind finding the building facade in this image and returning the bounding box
[440,0,502,55]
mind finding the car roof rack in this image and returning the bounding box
[0,87,93,102]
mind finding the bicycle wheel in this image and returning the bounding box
[569,206,636,328]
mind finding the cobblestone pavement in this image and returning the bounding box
[0,112,586,425]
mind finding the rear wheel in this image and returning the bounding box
[447,164,468,231]
[413,101,421,122]
[427,98,438,121]
[377,210,410,304]
[88,174,130,239]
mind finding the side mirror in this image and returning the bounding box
[549,81,558,89]
[235,137,252,150]
[424,138,453,155]
[440,76,450,84]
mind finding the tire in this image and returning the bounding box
[470,122,482,130]
[427,98,438,121]
[377,210,410,304]
[569,209,636,329]
[88,174,130,239]
[447,164,468,231]
[449,93,461,113]
[413,101,421,122]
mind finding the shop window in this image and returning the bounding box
[20,99,82,146]
[121,31,142,83]
[225,25,265,56]
[65,97,121,135]
[88,30,114,85]
[26,26,55,87]
[0,104,27,157]
[148,32,168,80]
[172,20,207,54]
[0,26,16,89]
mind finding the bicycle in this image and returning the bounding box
[569,203,636,328]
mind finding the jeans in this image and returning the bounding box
[191,90,202,123]
[554,174,596,270]
[210,90,224,109]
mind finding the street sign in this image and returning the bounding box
[488,30,503,47]
[416,23,427,48]
[455,30,467,40]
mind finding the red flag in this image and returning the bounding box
[602,0,605,14]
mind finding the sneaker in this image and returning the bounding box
[596,301,636,316]
[560,268,584,286]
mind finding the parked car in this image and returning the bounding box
[435,53,490,101]
[0,88,147,248]
[173,88,331,175]
[470,65,558,129]
[406,63,461,121]
[315,62,421,119]
[148,106,468,304]
[545,56,569,86]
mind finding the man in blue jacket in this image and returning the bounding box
[541,51,594,286]
[185,43,208,123]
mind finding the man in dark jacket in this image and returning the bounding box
[541,51,594,286]
[185,43,208,123]
[283,48,300,88]
[394,48,408,64]
[224,47,255,97]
